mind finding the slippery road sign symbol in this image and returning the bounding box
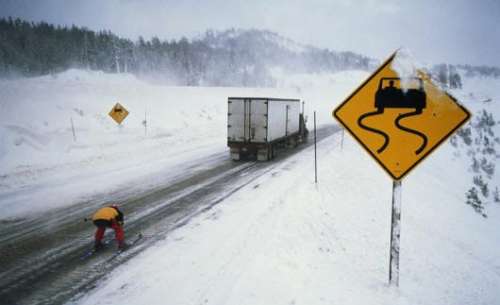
[333,53,471,180]
[358,77,428,155]
[109,102,129,124]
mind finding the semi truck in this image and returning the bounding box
[227,97,308,161]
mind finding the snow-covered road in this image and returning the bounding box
[0,124,340,305]
[72,122,500,305]
[1,68,499,305]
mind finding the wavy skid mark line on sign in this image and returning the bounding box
[357,109,389,153]
[395,109,428,155]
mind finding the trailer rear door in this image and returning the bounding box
[249,99,267,143]
[228,98,246,142]
[228,98,268,143]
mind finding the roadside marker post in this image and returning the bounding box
[144,107,148,136]
[70,117,77,142]
[332,51,471,286]
[314,111,318,184]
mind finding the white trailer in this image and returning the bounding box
[227,97,308,161]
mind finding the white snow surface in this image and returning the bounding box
[0,69,359,219]
[1,68,500,305]
[391,48,421,91]
[74,134,500,305]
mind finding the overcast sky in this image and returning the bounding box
[1,0,499,66]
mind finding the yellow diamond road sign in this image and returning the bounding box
[333,53,471,180]
[109,102,129,124]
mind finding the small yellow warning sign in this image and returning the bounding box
[108,102,129,125]
[333,52,471,180]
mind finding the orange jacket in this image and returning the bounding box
[92,206,123,223]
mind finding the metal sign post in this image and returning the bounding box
[340,127,344,150]
[389,180,402,286]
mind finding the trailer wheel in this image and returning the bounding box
[231,152,240,161]
[257,147,269,161]
[230,147,241,161]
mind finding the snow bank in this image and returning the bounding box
[72,121,500,305]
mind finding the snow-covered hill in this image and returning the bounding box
[0,68,362,219]
[1,67,499,305]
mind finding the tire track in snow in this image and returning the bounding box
[0,125,341,305]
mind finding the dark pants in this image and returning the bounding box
[93,219,124,244]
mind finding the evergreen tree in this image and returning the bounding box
[473,175,489,198]
[466,187,487,217]
[1,17,497,87]
[494,187,500,203]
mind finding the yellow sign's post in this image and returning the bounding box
[108,102,129,125]
[333,51,471,286]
